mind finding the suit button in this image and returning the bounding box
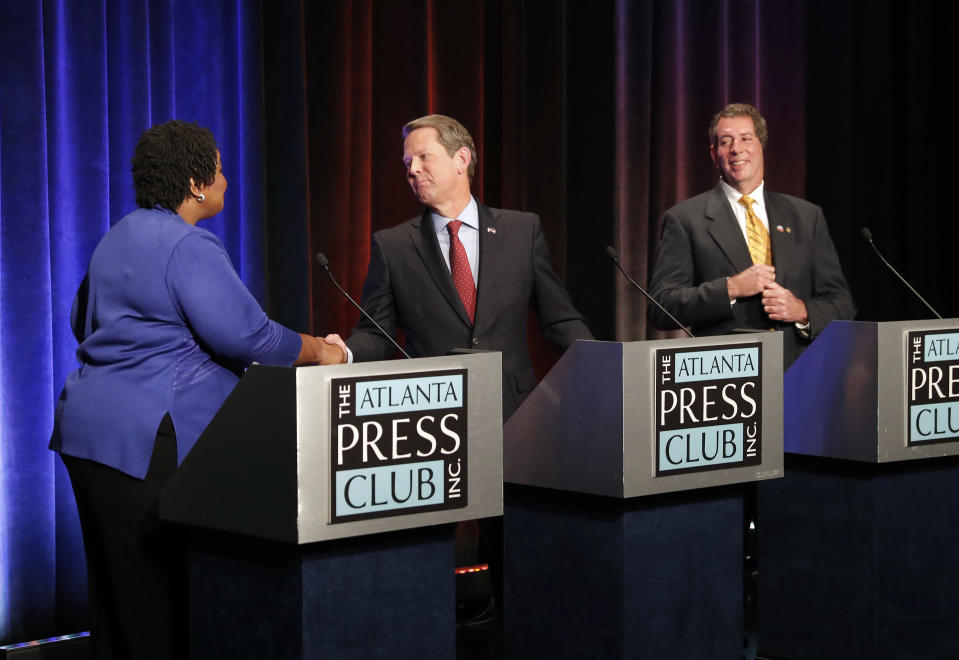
[472,338,479,345]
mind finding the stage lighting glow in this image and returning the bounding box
[454,563,489,575]
[0,630,90,651]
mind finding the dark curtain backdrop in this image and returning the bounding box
[805,0,959,323]
[2,0,958,645]
[299,0,809,362]
[297,0,959,351]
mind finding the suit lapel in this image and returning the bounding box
[705,183,753,272]
[764,190,799,282]
[474,203,502,325]
[410,209,473,327]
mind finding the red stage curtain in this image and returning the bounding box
[301,1,807,355]
[296,0,959,353]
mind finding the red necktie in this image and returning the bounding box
[446,220,476,323]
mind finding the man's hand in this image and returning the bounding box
[727,264,776,300]
[762,282,808,323]
[295,333,348,365]
[321,333,348,364]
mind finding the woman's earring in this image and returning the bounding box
[196,193,205,203]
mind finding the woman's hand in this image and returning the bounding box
[321,334,349,364]
[295,333,348,365]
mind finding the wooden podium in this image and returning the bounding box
[160,353,502,659]
[503,334,784,659]
[759,320,959,660]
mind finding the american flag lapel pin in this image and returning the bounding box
[776,225,785,233]
[487,227,496,234]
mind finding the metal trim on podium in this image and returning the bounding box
[160,353,502,660]
[783,318,959,462]
[502,334,783,659]
[505,334,784,495]
[759,319,959,659]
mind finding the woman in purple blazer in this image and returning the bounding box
[50,120,344,660]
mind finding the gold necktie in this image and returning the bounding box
[739,195,772,265]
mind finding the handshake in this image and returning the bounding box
[296,333,349,366]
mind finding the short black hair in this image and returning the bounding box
[131,120,218,210]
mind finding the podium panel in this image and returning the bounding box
[784,319,959,462]
[761,319,959,659]
[186,525,455,660]
[759,455,959,660]
[158,354,502,659]
[504,334,784,497]
[505,484,742,659]
[502,334,784,658]
[161,352,503,543]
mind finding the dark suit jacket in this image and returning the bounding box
[347,203,593,420]
[647,183,856,366]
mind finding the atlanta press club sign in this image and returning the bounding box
[655,342,763,476]
[908,330,959,446]
[329,368,468,523]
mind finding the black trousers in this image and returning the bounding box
[62,415,185,660]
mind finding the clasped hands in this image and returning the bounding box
[726,264,808,324]
[297,333,349,365]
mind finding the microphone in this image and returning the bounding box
[606,246,694,338]
[315,253,412,359]
[861,228,942,319]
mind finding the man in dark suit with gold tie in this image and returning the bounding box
[649,103,857,656]
[648,103,855,366]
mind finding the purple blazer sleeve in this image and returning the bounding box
[167,231,301,365]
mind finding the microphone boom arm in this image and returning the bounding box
[861,228,942,320]
[606,246,694,338]
[315,253,413,359]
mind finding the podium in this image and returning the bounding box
[758,320,959,660]
[160,353,502,659]
[503,334,784,659]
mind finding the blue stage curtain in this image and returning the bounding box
[0,0,270,643]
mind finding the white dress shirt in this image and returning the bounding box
[431,195,479,286]
[346,196,480,364]
[719,178,769,242]
[718,179,809,331]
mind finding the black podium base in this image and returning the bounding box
[188,525,455,659]
[504,484,743,659]
[758,455,959,660]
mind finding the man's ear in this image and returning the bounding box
[456,147,471,175]
[709,145,719,169]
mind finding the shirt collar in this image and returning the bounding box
[719,179,765,210]
[431,196,479,234]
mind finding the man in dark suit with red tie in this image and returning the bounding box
[647,103,856,366]
[346,114,592,420]
[345,113,591,624]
